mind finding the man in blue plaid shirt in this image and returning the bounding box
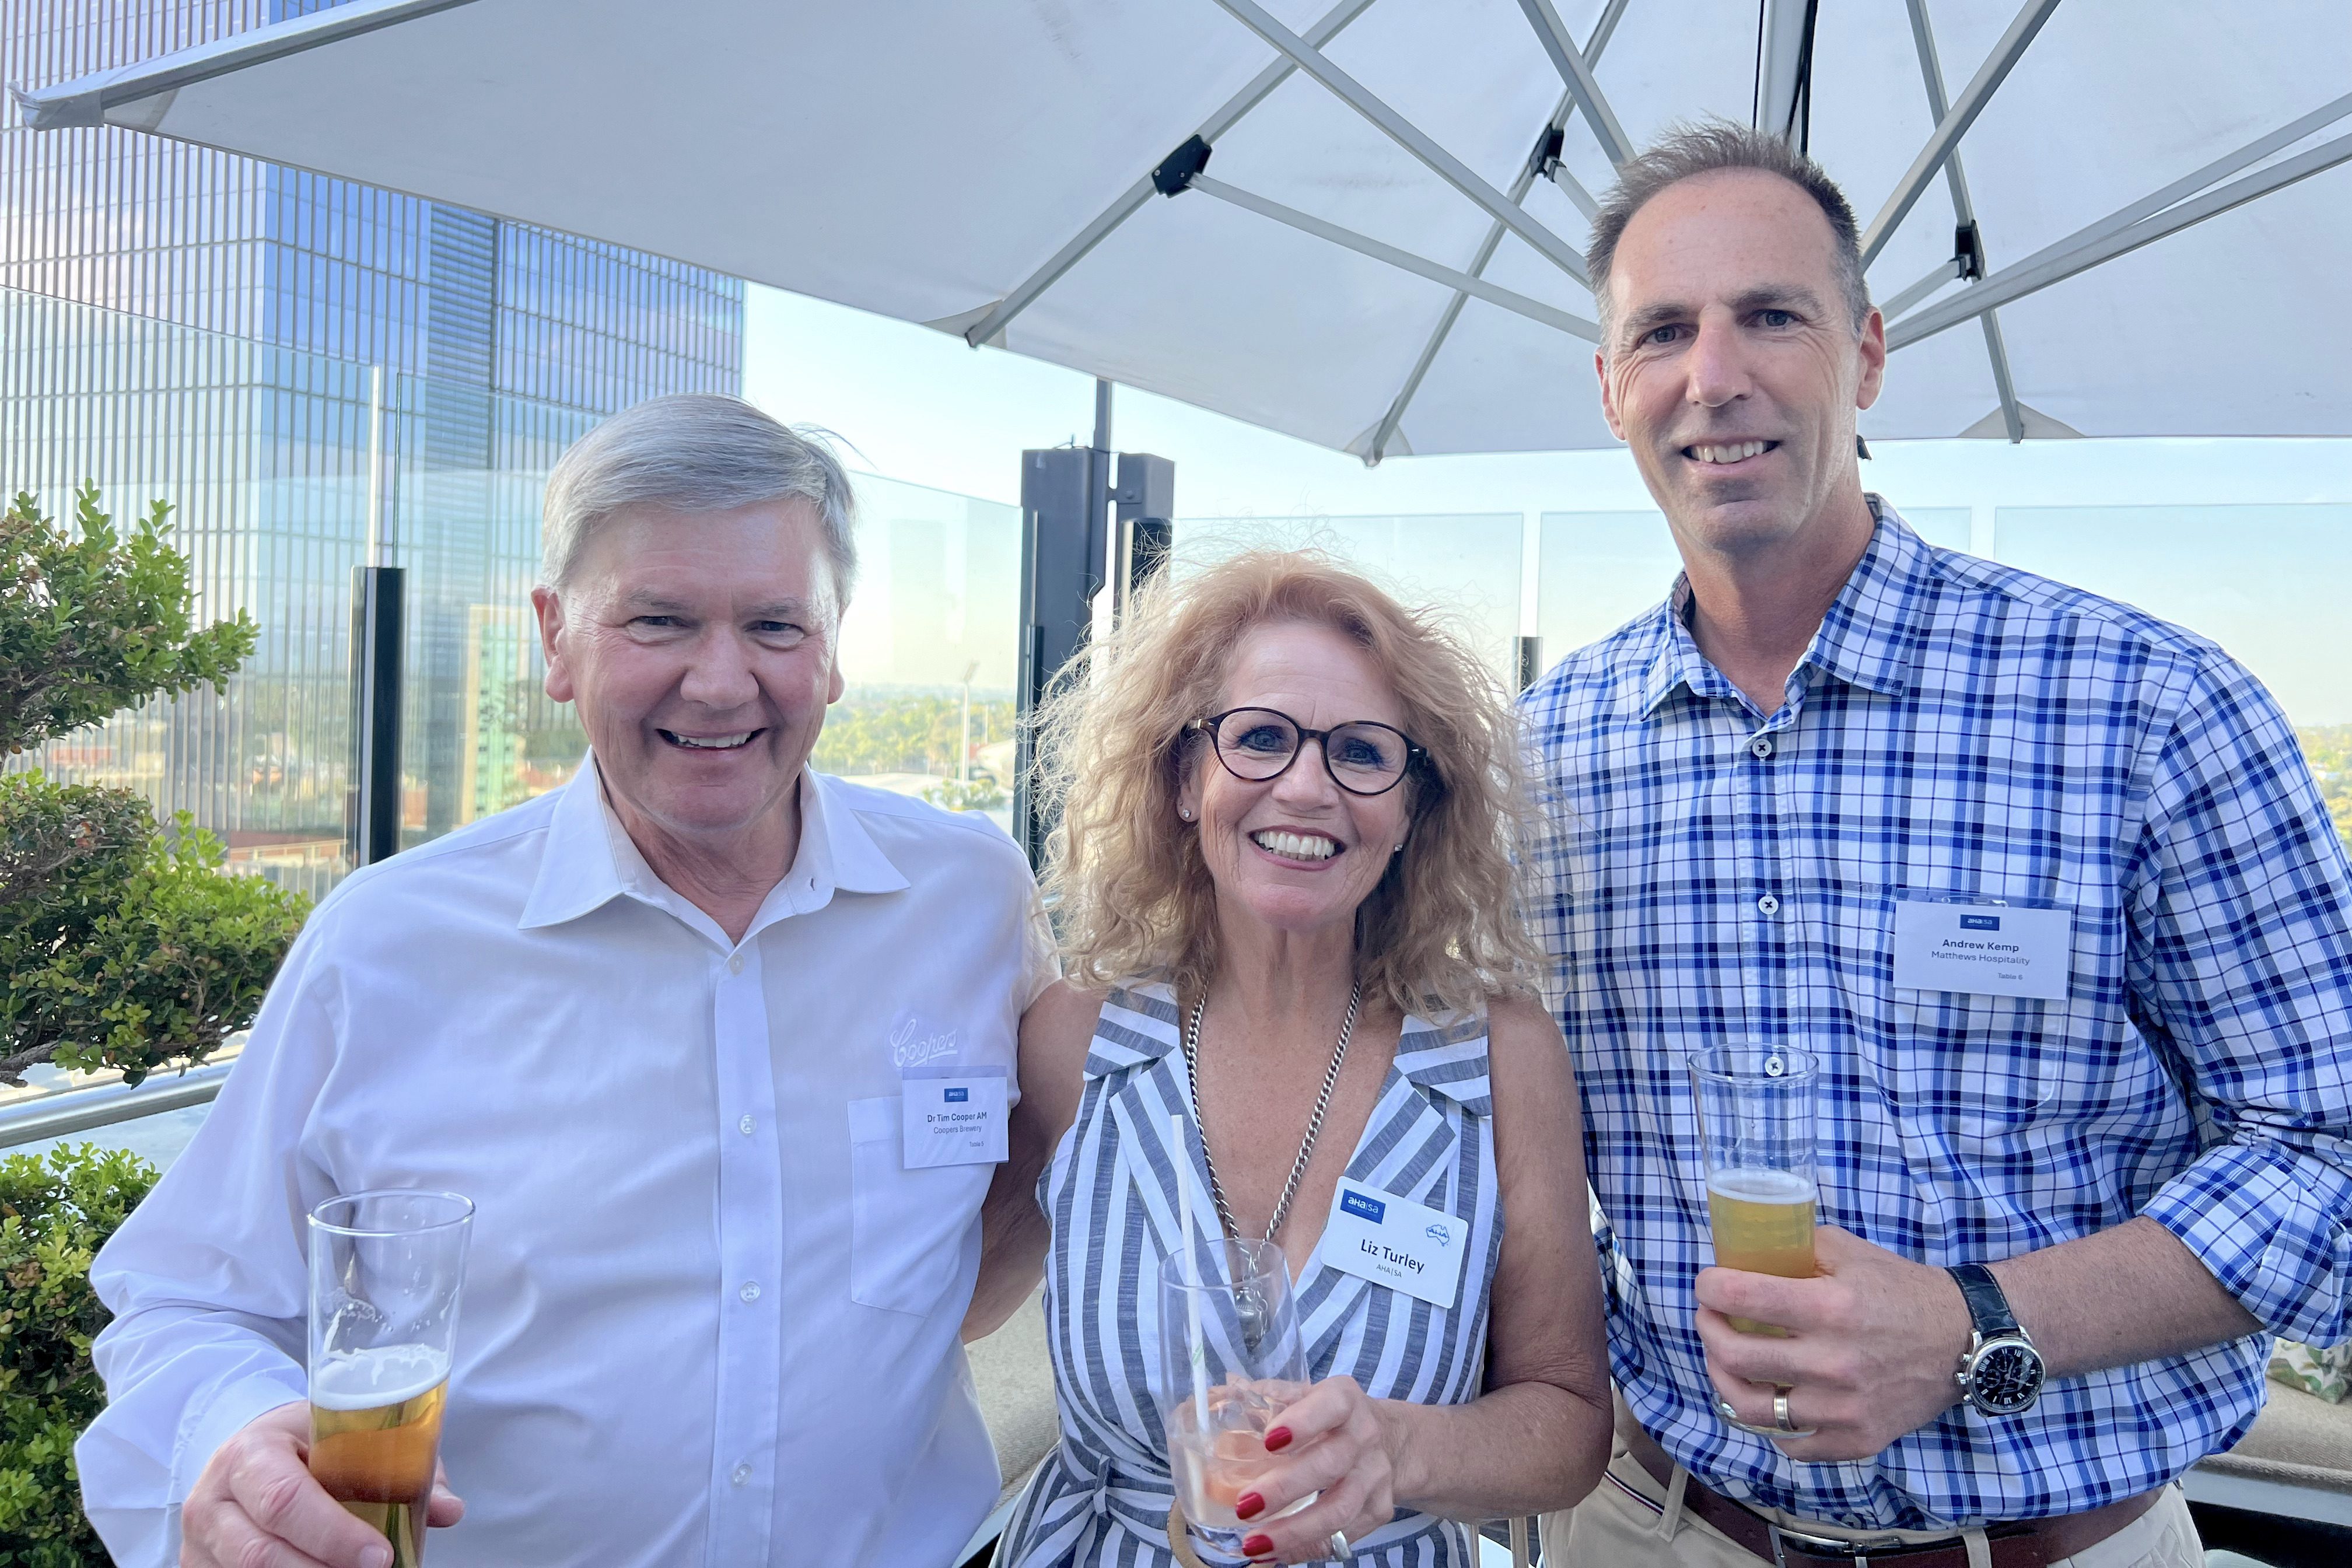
[1525,124,2352,1568]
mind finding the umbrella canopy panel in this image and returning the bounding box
[16,0,2351,455]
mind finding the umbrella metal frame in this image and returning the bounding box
[12,0,2352,461]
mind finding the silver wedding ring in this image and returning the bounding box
[1718,1390,1816,1438]
[1325,1529,1351,1560]
[1770,1387,1818,1438]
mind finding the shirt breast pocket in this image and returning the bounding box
[846,1096,992,1317]
[1842,891,2060,1140]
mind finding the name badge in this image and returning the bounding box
[1890,897,2071,1000]
[1318,1178,1466,1309]
[899,1066,1009,1168]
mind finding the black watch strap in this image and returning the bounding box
[1947,1262,2021,1337]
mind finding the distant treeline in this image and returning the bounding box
[2295,729,2352,850]
[813,691,1016,779]
[2298,725,2352,854]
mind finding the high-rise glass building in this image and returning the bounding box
[1,0,743,893]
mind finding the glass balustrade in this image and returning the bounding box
[16,272,2352,1163]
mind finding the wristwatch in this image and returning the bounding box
[1947,1262,2046,1415]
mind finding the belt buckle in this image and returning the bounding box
[1766,1522,1874,1568]
[1765,1521,1929,1568]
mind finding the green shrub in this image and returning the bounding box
[0,485,303,1557]
[0,487,255,760]
[0,1144,159,1567]
[0,485,303,1087]
[0,778,311,1086]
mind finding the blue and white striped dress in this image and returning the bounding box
[998,982,1504,1568]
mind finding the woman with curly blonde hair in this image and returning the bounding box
[971,551,1611,1567]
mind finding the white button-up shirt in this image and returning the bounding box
[77,762,1049,1567]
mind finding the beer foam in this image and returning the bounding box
[1706,1168,1817,1204]
[311,1344,450,1410]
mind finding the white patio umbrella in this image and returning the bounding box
[16,0,2351,459]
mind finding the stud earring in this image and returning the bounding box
[1392,843,1404,853]
[1180,808,1194,820]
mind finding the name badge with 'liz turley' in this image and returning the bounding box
[1891,896,2072,1000]
[1320,1178,1467,1309]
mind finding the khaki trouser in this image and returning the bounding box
[1539,1440,2202,1568]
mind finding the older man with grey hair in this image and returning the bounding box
[76,394,1052,1568]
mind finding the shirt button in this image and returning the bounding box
[1757,894,1782,916]
[732,1463,752,1486]
[738,1115,755,1136]
[1749,736,1773,758]
[727,953,744,974]
[740,1282,761,1303]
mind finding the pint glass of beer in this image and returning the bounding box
[307,1189,473,1568]
[1689,1045,1818,1335]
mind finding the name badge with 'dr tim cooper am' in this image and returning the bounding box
[1318,1178,1466,1309]
[900,1065,1009,1168]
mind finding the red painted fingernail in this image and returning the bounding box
[1241,1535,1274,1558]
[1263,1426,1293,1452]
[1234,1491,1265,1520]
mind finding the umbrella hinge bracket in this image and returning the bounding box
[1528,123,1566,182]
[1154,135,1213,197]
[1954,220,1986,281]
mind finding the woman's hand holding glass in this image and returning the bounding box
[1224,1375,1399,1564]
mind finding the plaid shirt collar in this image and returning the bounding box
[1640,495,1935,717]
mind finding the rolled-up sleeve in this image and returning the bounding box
[75,918,345,1567]
[2128,653,2352,1347]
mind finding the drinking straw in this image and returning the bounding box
[1174,1113,1213,1434]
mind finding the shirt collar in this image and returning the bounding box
[1800,496,1936,701]
[518,759,630,929]
[519,760,909,932]
[1083,983,1183,1079]
[1638,495,1934,716]
[1636,597,1707,718]
[808,773,914,897]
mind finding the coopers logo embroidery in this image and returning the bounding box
[1339,1190,1387,1224]
[1959,914,2002,932]
[889,1014,961,1069]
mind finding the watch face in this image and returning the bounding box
[1971,1340,2046,1415]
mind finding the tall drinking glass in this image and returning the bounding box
[1689,1045,1818,1335]
[307,1190,474,1568]
[1158,1236,1313,1556]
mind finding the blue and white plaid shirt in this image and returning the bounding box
[1520,501,2352,1530]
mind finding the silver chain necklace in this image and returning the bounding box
[1180,982,1360,1245]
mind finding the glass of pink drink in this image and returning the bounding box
[1159,1237,1315,1552]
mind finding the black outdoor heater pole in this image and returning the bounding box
[347,564,405,866]
[346,365,405,867]
[1013,379,1175,868]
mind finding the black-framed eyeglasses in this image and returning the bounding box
[1189,706,1425,797]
